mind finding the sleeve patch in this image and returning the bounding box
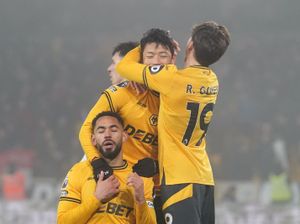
[146,200,154,208]
[60,190,68,197]
[61,177,68,189]
[149,65,164,74]
[108,86,118,92]
[116,81,129,87]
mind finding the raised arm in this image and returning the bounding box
[116,47,145,84]
[79,86,128,162]
[79,93,111,162]
[116,47,178,95]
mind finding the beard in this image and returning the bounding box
[96,141,122,161]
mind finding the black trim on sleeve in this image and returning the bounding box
[102,91,115,112]
[150,90,159,97]
[142,67,149,89]
[59,197,81,204]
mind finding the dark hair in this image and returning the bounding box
[192,21,230,66]
[140,28,175,59]
[112,42,138,57]
[91,111,124,132]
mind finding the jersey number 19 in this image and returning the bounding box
[182,102,214,146]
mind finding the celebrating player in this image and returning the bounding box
[116,21,230,224]
[79,29,177,224]
[57,111,156,224]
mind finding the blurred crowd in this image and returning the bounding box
[0,37,108,178]
[208,34,300,183]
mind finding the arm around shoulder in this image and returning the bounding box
[79,93,112,162]
[116,47,145,84]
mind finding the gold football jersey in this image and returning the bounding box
[79,81,159,165]
[57,161,156,224]
[117,47,218,186]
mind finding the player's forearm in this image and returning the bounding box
[135,201,156,224]
[116,47,145,84]
[57,207,92,224]
[57,199,101,224]
[79,97,109,162]
[79,123,100,162]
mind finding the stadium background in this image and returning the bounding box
[0,0,299,223]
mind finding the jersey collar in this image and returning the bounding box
[111,160,128,170]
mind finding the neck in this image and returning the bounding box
[104,153,124,167]
[184,51,200,67]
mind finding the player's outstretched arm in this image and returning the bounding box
[117,46,177,95]
[79,94,112,162]
[116,47,145,84]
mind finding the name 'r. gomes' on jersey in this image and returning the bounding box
[186,84,218,95]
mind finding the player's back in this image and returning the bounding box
[158,65,218,185]
[115,47,219,185]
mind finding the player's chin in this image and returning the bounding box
[102,144,115,152]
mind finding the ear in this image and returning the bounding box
[91,134,97,146]
[122,131,128,143]
[187,38,193,52]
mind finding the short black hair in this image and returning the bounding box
[140,28,175,58]
[192,21,230,66]
[91,111,124,132]
[112,42,138,57]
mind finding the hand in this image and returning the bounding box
[127,173,145,204]
[133,158,159,177]
[94,171,120,203]
[91,158,113,181]
[129,81,147,95]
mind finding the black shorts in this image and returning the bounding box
[154,195,165,224]
[160,183,214,224]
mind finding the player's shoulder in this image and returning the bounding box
[147,64,177,75]
[104,81,131,94]
[60,161,92,197]
[68,161,91,176]
[183,65,215,74]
